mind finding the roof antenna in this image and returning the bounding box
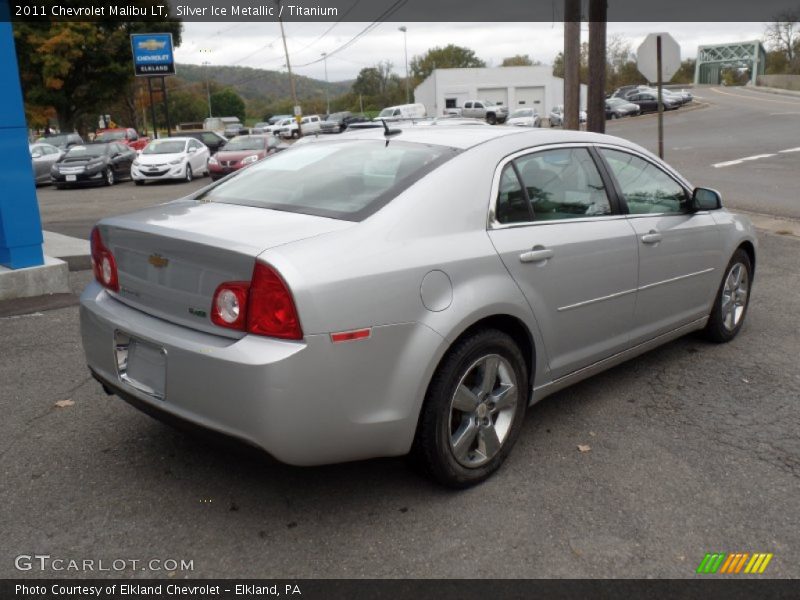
[380,118,401,138]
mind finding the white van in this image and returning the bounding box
[375,103,427,121]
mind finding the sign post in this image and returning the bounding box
[637,33,680,159]
[131,33,176,138]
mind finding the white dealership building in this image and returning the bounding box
[414,65,587,117]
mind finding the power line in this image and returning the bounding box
[293,0,409,68]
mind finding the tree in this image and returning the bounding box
[670,59,697,84]
[350,62,404,110]
[210,89,246,121]
[13,14,182,133]
[410,45,486,85]
[501,54,538,67]
[764,12,800,65]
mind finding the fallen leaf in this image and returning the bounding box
[54,399,75,408]
[589,431,596,437]
[577,444,591,453]
[742,378,750,383]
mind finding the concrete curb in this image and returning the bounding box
[731,209,800,239]
[43,230,91,271]
[0,256,70,301]
[751,86,800,98]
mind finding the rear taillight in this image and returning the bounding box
[90,227,119,292]
[211,262,303,340]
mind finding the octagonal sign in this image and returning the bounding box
[637,33,681,83]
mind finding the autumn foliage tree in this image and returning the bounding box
[13,15,182,133]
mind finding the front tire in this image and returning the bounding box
[411,329,528,488]
[104,168,115,186]
[184,164,193,182]
[486,113,497,125]
[704,248,753,343]
[134,180,144,186]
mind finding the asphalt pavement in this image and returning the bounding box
[606,86,800,220]
[1,229,798,578]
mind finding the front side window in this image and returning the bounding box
[513,148,612,220]
[600,148,688,214]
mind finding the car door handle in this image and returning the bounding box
[641,231,662,244]
[519,247,554,263]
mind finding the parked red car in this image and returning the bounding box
[94,128,150,152]
[207,135,286,180]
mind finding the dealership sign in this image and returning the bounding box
[131,33,176,77]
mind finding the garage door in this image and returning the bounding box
[477,88,508,106]
[514,86,545,109]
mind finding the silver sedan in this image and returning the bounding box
[80,127,756,487]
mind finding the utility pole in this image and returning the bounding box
[276,0,301,136]
[563,0,581,130]
[399,26,410,104]
[321,52,330,115]
[587,0,607,133]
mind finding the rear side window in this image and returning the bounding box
[198,140,459,221]
[513,148,612,220]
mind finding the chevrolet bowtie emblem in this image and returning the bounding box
[148,254,169,268]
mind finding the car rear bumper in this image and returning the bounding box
[79,281,440,466]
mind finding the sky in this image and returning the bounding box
[174,22,768,83]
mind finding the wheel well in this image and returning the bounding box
[451,315,535,382]
[738,241,756,275]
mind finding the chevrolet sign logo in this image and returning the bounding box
[148,254,169,268]
[138,39,167,51]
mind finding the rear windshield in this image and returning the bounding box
[223,136,268,151]
[65,144,107,158]
[96,131,126,141]
[143,140,186,154]
[196,140,459,221]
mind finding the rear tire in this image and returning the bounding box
[703,248,753,343]
[410,329,528,488]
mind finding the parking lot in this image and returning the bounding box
[2,87,799,579]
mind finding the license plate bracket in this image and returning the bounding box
[114,331,167,400]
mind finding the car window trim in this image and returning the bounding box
[593,144,692,217]
[487,142,623,230]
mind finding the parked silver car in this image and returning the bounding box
[30,142,64,185]
[80,127,756,487]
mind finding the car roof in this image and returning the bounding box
[148,137,192,142]
[333,124,636,151]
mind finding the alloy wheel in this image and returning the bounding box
[448,354,518,468]
[721,262,749,331]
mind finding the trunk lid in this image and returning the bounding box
[100,199,353,337]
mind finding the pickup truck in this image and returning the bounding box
[458,100,509,124]
[94,128,150,151]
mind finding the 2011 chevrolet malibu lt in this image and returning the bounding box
[80,127,756,487]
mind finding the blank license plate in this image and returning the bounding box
[66,175,76,182]
[115,332,167,400]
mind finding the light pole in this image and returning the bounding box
[200,48,213,118]
[398,26,409,104]
[321,52,330,115]
[201,60,212,118]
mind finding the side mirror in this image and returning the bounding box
[691,187,722,211]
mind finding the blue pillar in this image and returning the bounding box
[0,7,45,269]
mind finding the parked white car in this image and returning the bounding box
[262,118,294,136]
[131,137,210,185]
[279,115,322,138]
[505,108,541,128]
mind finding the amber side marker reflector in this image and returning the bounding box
[330,328,372,343]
